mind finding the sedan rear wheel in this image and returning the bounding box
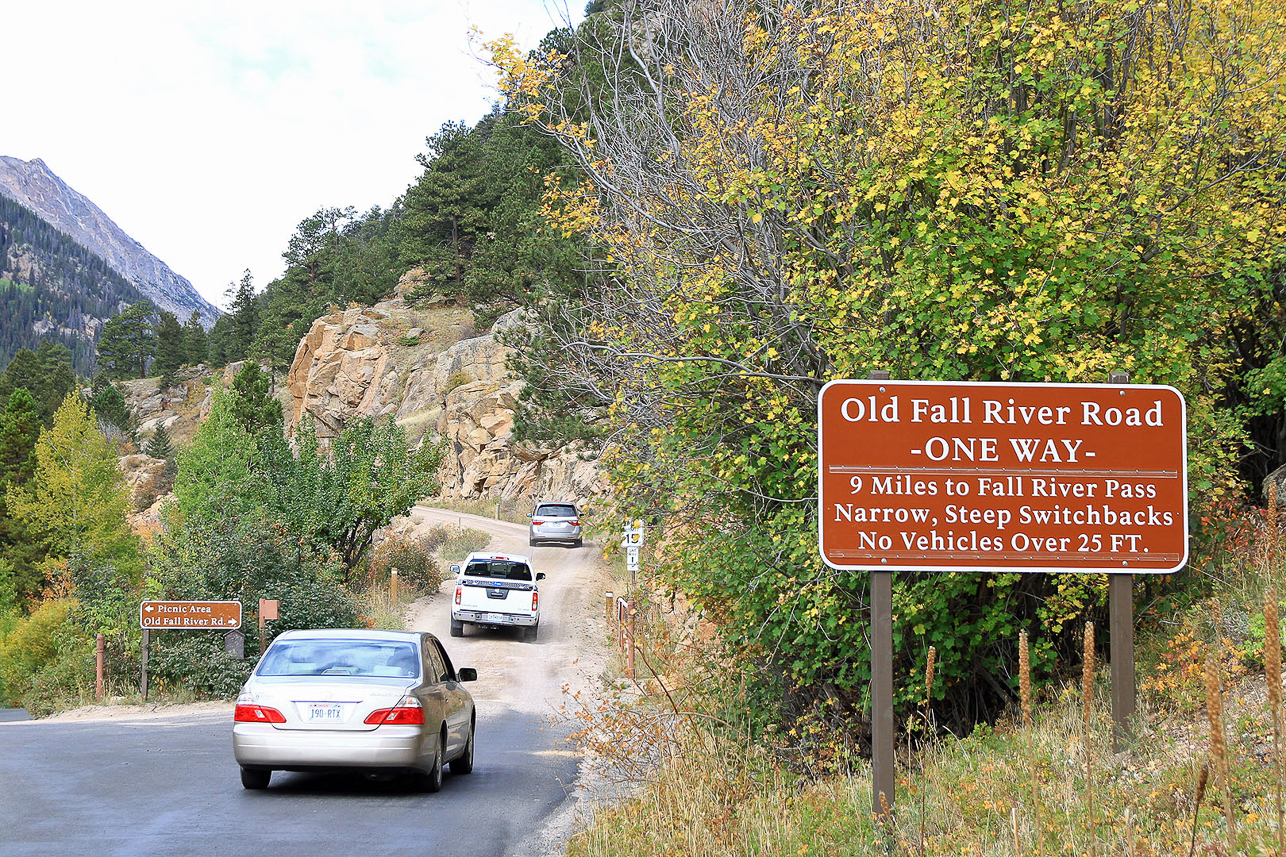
[450,721,475,775]
[420,740,444,793]
[240,767,271,790]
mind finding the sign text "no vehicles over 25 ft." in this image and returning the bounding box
[818,380,1188,573]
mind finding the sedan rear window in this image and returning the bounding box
[257,640,421,679]
[535,504,576,518]
[464,560,533,582]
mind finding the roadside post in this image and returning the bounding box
[819,376,1188,815]
[258,598,279,643]
[621,522,645,681]
[390,568,399,602]
[622,520,644,588]
[1107,372,1136,751]
[605,591,614,628]
[96,633,105,701]
[141,629,149,701]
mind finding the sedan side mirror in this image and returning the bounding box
[457,667,477,682]
[536,572,546,581]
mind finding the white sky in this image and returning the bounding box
[3,0,577,311]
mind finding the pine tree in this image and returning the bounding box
[88,380,134,440]
[96,302,155,379]
[181,311,208,366]
[224,270,258,363]
[229,362,282,436]
[0,341,76,424]
[152,310,184,387]
[145,424,174,469]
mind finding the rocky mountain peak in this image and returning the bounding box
[0,156,221,326]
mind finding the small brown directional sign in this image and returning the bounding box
[139,600,242,630]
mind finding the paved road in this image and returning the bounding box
[0,707,576,857]
[0,508,609,857]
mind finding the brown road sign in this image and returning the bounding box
[139,600,242,629]
[818,380,1188,573]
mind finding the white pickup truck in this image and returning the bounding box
[449,552,545,642]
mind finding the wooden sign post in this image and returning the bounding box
[819,376,1188,813]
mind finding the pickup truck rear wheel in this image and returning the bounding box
[449,618,464,637]
[523,624,538,643]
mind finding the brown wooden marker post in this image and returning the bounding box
[867,369,896,815]
[1107,371,1136,752]
[96,633,105,701]
[140,629,149,701]
[627,598,637,681]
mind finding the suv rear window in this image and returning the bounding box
[536,504,576,518]
[464,560,533,582]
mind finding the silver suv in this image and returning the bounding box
[528,501,583,547]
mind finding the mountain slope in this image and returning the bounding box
[0,194,150,374]
[0,156,221,326]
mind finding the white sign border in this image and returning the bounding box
[816,378,1190,575]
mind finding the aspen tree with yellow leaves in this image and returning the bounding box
[490,0,1286,726]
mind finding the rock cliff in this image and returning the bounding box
[283,285,603,508]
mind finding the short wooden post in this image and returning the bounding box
[605,591,614,627]
[140,629,149,702]
[96,633,105,701]
[1109,368,1136,752]
[626,598,636,680]
[390,568,399,601]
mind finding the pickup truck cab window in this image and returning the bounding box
[464,560,532,582]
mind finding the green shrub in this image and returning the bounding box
[0,599,75,706]
[365,533,446,591]
[444,370,473,392]
[21,643,91,717]
[267,577,361,638]
[151,634,255,699]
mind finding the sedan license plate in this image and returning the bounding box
[304,702,349,723]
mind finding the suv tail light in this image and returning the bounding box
[234,704,286,724]
[454,585,462,605]
[532,591,539,612]
[365,697,425,726]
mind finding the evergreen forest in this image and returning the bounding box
[0,194,149,375]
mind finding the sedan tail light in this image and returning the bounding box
[234,703,286,724]
[365,696,425,726]
[570,520,580,526]
[531,519,545,525]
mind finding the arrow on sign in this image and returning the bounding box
[144,605,154,612]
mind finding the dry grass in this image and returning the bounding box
[565,515,1286,857]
